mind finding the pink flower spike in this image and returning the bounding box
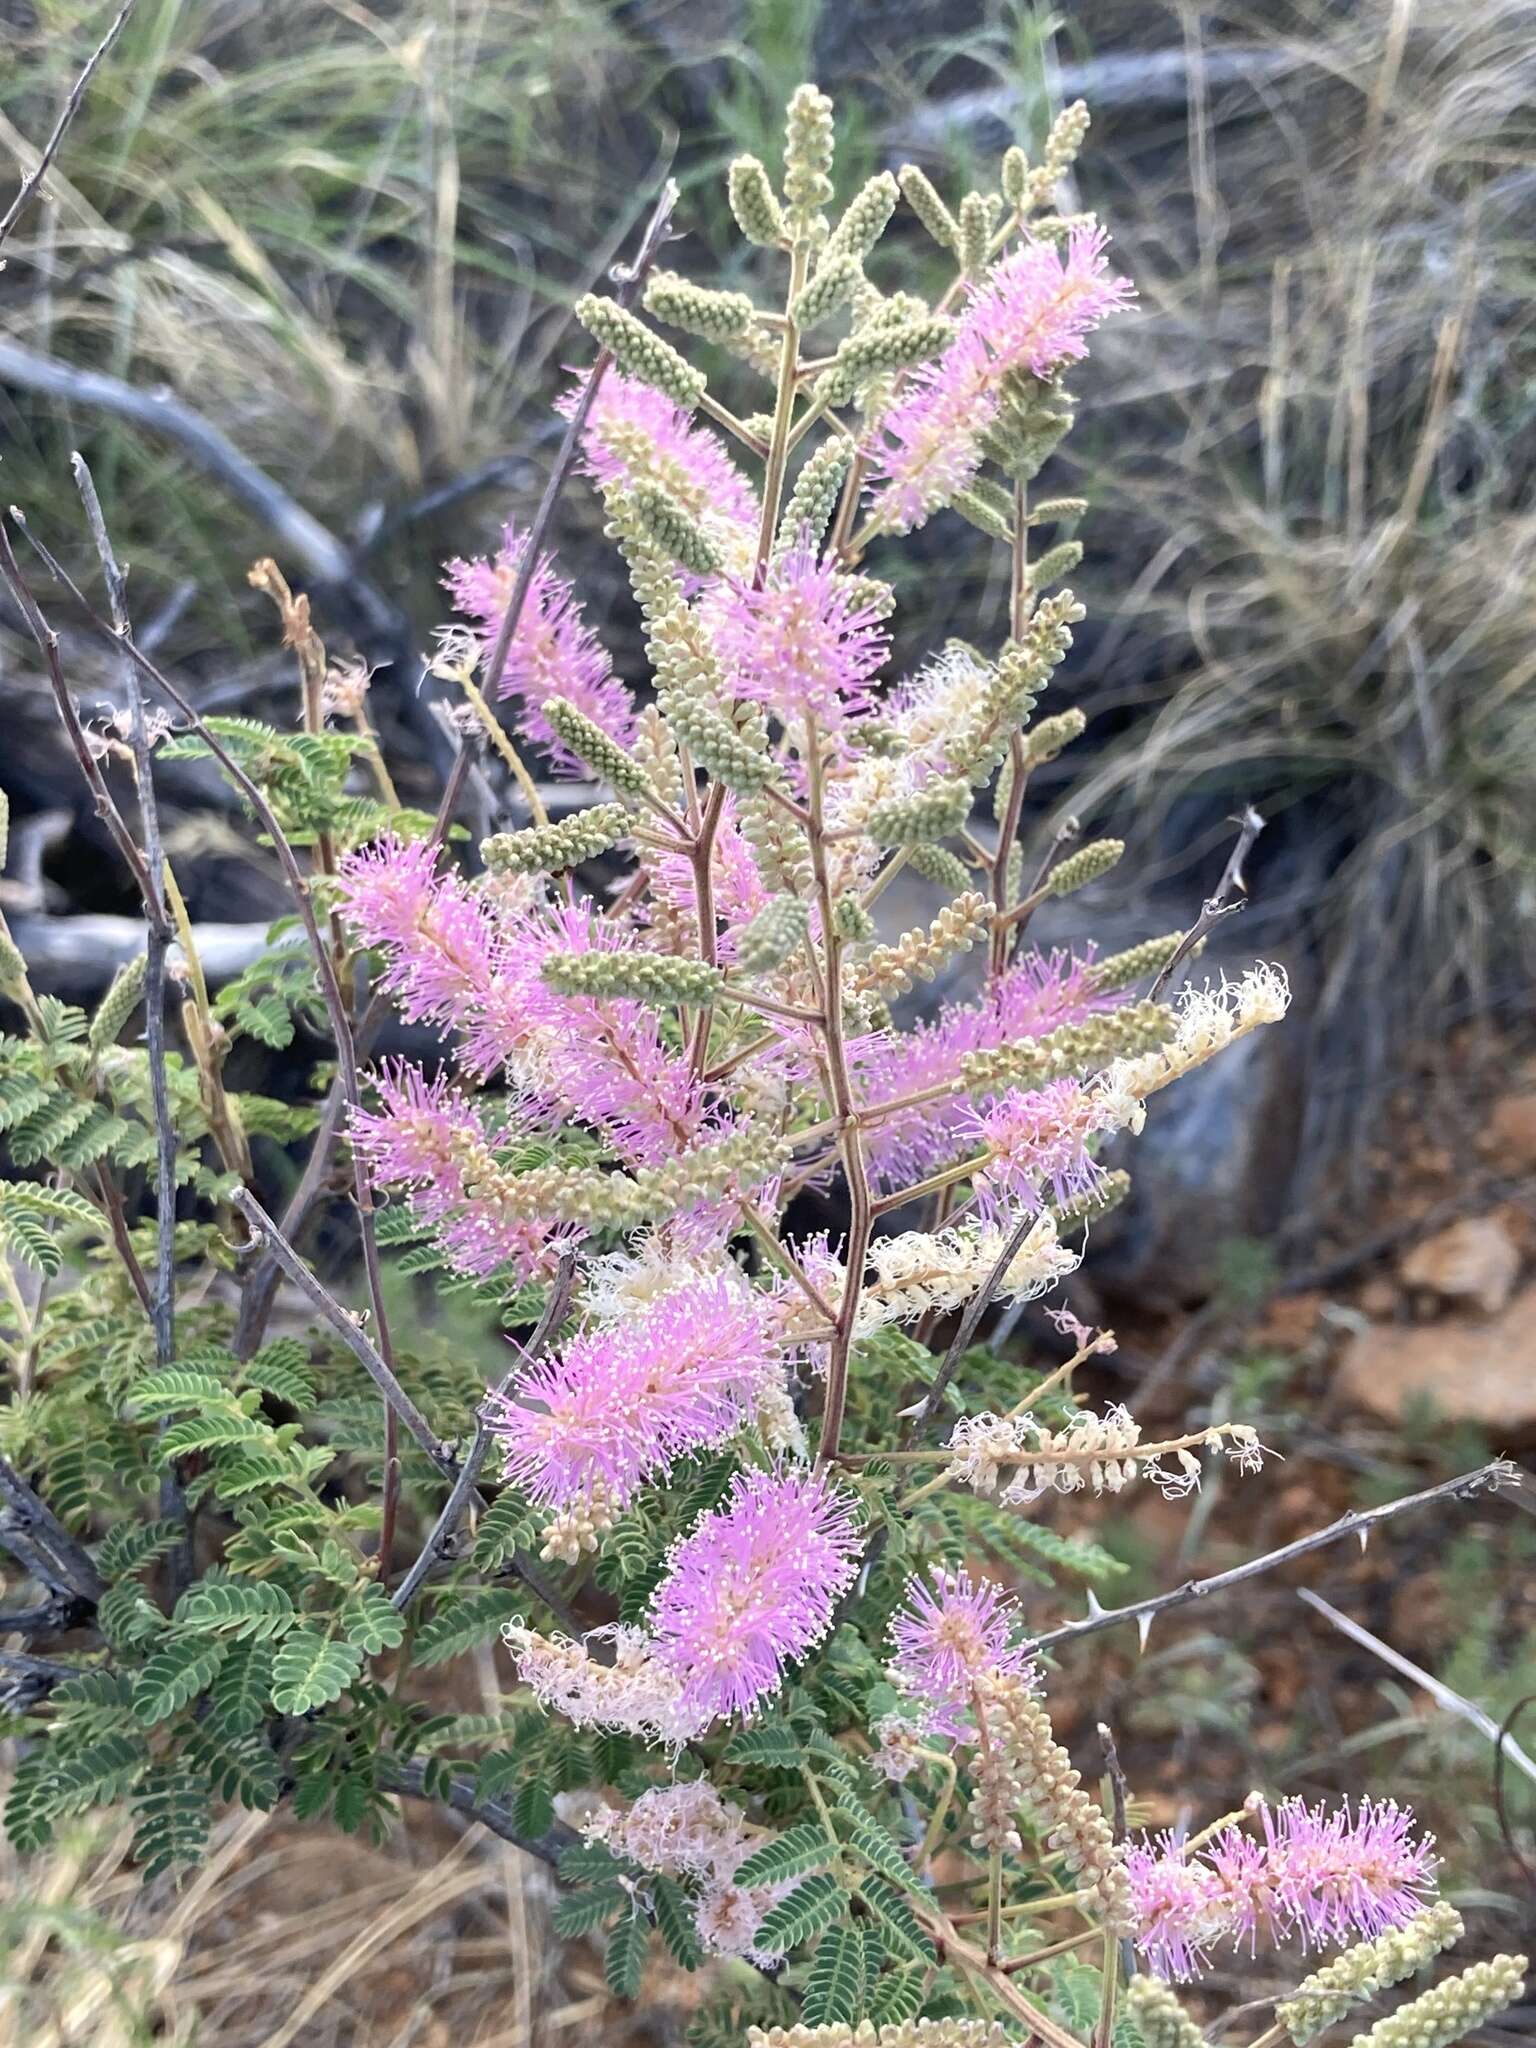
[856,947,1107,1192]
[966,225,1135,381]
[647,1466,862,1726]
[1267,1797,1439,1948]
[871,225,1132,535]
[566,370,759,537]
[460,898,711,1164]
[1127,1798,1439,1982]
[710,540,890,731]
[350,1062,575,1283]
[1125,1832,1223,1982]
[969,1077,1106,1221]
[444,523,634,769]
[889,1568,1036,1736]
[486,1273,784,1510]
[872,332,998,536]
[336,836,500,1033]
[333,834,440,952]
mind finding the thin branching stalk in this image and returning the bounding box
[0,2,135,251]
[391,1253,577,1610]
[1032,1459,1521,1652]
[8,510,408,1566]
[70,456,191,1593]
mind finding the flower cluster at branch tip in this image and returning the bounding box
[486,1270,785,1514]
[566,369,758,542]
[874,225,1135,532]
[709,539,891,730]
[854,949,1107,1191]
[445,522,636,767]
[1128,1797,1440,1981]
[1095,963,1292,1135]
[966,1076,1107,1220]
[889,1568,1037,1736]
[506,1466,860,1740]
[350,1061,575,1283]
[646,1464,862,1724]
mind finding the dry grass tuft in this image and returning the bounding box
[0,1774,626,2046]
[1048,0,1536,1190]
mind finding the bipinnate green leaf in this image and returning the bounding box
[653,1876,705,1969]
[412,1588,524,1667]
[722,1721,805,1769]
[206,1639,275,1737]
[128,1369,234,1417]
[732,1823,833,1888]
[604,1909,649,2000]
[185,1722,280,1810]
[802,1924,869,2026]
[175,1576,296,1642]
[842,1811,923,1894]
[857,1876,934,1962]
[752,1872,849,1953]
[159,1411,268,1458]
[132,1761,211,1877]
[552,1884,626,1937]
[98,1517,186,1581]
[340,1581,407,1653]
[870,1960,929,2023]
[132,1636,229,1725]
[269,1629,364,1713]
[469,1487,539,1570]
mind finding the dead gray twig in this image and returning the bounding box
[391,1252,578,1612]
[230,1188,443,1467]
[71,454,189,1588]
[1150,804,1266,1001]
[1033,1459,1522,1652]
[0,3,135,252]
[1297,1586,1536,1790]
[0,1453,105,1604]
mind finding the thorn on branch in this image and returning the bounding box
[1149,804,1267,1001]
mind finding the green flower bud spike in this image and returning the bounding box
[541,700,652,800]
[1048,838,1124,896]
[867,776,973,847]
[542,952,725,1006]
[728,156,787,247]
[481,804,630,876]
[1345,1954,1527,2048]
[1279,1905,1466,2045]
[899,163,960,249]
[907,842,975,894]
[629,483,724,578]
[1086,931,1188,995]
[776,440,854,556]
[824,171,899,263]
[783,83,835,239]
[644,271,758,342]
[735,895,808,975]
[816,319,953,409]
[1125,1975,1206,2048]
[792,253,862,329]
[574,295,705,409]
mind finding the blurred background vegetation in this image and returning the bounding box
[1,3,1533,2039]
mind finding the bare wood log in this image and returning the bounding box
[0,340,405,653]
[894,47,1308,152]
